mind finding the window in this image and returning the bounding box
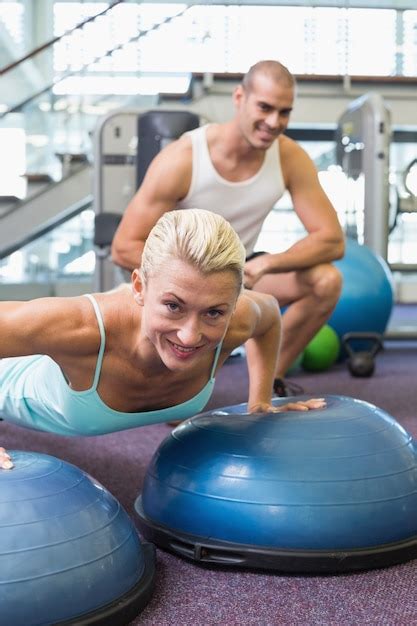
[51,3,415,95]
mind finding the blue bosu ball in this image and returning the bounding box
[135,396,417,573]
[329,238,394,341]
[0,451,155,625]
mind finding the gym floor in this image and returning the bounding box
[2,305,417,625]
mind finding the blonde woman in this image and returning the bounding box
[0,209,324,469]
[111,60,344,395]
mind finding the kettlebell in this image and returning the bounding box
[342,332,384,377]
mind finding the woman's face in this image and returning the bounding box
[133,259,240,371]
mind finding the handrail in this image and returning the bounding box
[0,0,125,76]
[0,193,93,260]
[0,5,191,120]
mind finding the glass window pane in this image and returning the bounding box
[0,2,24,51]
[347,9,396,76]
[51,3,405,89]
[403,11,417,77]
[226,6,308,74]
[308,8,347,75]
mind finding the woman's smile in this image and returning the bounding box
[166,339,204,360]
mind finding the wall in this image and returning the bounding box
[176,77,417,128]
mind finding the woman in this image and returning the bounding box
[0,209,324,469]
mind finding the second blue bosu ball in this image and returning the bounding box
[1,451,155,625]
[135,395,417,573]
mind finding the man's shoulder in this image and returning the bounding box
[279,134,312,167]
[279,133,301,155]
[223,294,255,350]
[168,131,193,152]
[156,132,193,170]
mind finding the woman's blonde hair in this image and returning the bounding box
[141,209,245,290]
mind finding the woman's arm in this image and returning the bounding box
[243,291,281,412]
[227,291,326,414]
[0,297,89,359]
[0,296,96,470]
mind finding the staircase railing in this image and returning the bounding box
[0,0,125,78]
[0,1,191,119]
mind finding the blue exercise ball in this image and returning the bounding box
[135,396,417,573]
[0,451,155,626]
[329,238,394,341]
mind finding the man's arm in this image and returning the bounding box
[244,137,345,286]
[111,136,193,271]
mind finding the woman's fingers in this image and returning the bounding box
[248,398,327,414]
[0,447,13,470]
[303,398,327,409]
[279,398,327,412]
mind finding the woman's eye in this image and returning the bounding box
[207,309,223,319]
[166,302,180,313]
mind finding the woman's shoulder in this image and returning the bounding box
[222,291,258,351]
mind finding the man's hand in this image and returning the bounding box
[243,254,270,289]
[248,398,326,414]
[0,447,13,470]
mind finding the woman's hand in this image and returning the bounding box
[0,447,13,470]
[248,398,326,414]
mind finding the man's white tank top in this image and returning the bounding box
[177,124,286,255]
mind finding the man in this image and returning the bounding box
[111,60,345,396]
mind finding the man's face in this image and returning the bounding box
[234,73,294,150]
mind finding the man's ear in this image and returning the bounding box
[233,84,244,108]
[131,269,144,305]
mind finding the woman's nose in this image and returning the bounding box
[176,318,202,345]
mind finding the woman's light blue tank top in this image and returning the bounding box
[0,295,222,436]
